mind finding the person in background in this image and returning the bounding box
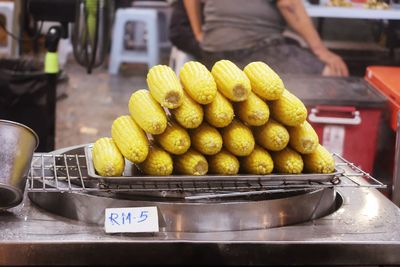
[169,0,204,60]
[184,0,349,76]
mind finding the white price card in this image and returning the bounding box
[104,207,159,233]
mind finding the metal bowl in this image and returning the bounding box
[28,145,340,232]
[0,120,39,209]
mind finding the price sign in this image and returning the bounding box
[104,207,159,233]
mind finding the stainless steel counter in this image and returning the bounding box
[1,184,400,265]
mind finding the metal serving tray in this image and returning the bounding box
[84,144,343,186]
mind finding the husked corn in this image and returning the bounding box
[234,91,270,126]
[211,60,251,102]
[204,91,234,128]
[222,119,255,156]
[171,91,204,129]
[179,61,217,104]
[270,89,307,126]
[272,147,303,174]
[190,122,223,155]
[243,61,284,100]
[147,65,183,109]
[129,89,167,135]
[254,119,289,151]
[111,115,149,163]
[92,137,125,176]
[174,148,208,175]
[138,145,173,176]
[303,144,335,173]
[208,149,239,175]
[154,121,191,155]
[241,145,274,175]
[288,121,319,154]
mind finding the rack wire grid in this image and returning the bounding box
[27,152,386,194]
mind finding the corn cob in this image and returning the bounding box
[222,119,255,156]
[241,145,274,175]
[174,148,208,175]
[303,144,335,173]
[153,121,191,155]
[270,89,307,127]
[208,149,240,175]
[234,91,270,126]
[204,91,234,128]
[272,147,304,174]
[170,91,204,129]
[243,61,284,100]
[147,65,183,109]
[211,60,251,102]
[179,61,217,104]
[138,145,173,176]
[92,137,125,176]
[129,89,167,135]
[288,121,319,154]
[111,115,149,163]
[190,122,223,155]
[254,119,289,151]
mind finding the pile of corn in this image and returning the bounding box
[92,60,335,177]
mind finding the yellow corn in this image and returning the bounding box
[222,119,255,156]
[153,121,191,155]
[234,91,270,126]
[208,149,239,175]
[241,145,274,175]
[190,122,223,155]
[129,89,167,135]
[254,119,289,151]
[272,147,304,174]
[270,89,307,126]
[179,61,217,104]
[204,91,234,128]
[92,137,125,176]
[211,60,251,102]
[138,145,173,176]
[243,61,284,100]
[303,144,335,173]
[170,91,204,129]
[174,148,208,175]
[111,115,149,163]
[288,121,319,154]
[147,65,183,109]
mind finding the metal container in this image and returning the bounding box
[0,120,39,209]
[27,145,340,232]
[29,186,339,232]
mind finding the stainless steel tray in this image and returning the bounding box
[84,144,343,186]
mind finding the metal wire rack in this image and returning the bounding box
[27,151,386,195]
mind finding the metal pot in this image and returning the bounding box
[0,120,39,209]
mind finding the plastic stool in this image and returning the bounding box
[168,46,194,75]
[109,8,159,74]
[131,1,172,49]
[0,2,16,57]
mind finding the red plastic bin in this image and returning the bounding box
[284,75,387,174]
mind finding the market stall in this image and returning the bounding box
[1,1,400,266]
[0,143,398,266]
[1,66,399,265]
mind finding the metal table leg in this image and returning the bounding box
[392,111,400,206]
